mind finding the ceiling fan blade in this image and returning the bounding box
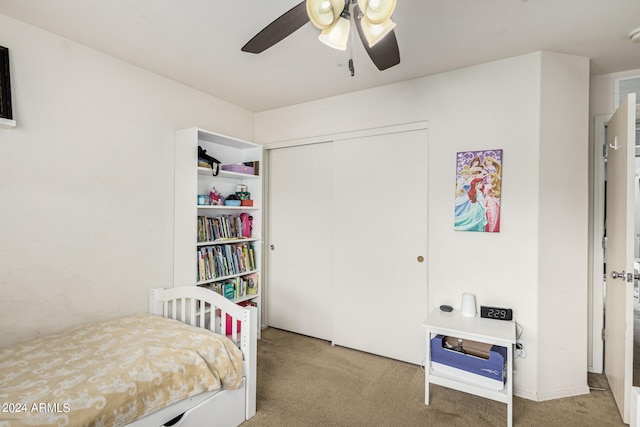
[353,4,400,71]
[241,1,310,54]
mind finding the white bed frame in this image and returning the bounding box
[126,286,257,427]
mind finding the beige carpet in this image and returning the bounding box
[242,328,624,427]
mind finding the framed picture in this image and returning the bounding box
[0,46,13,120]
[454,149,503,232]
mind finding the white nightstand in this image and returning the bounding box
[422,308,516,427]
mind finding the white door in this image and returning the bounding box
[331,129,428,364]
[605,93,636,424]
[267,142,333,340]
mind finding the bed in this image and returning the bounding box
[0,286,257,427]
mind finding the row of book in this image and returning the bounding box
[201,274,259,300]
[197,242,256,282]
[198,215,249,243]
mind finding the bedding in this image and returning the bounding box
[0,313,243,427]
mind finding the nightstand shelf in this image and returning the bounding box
[422,308,516,426]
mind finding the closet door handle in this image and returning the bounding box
[270,245,275,250]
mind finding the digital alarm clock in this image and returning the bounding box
[480,305,513,321]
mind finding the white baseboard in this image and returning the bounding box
[514,385,591,402]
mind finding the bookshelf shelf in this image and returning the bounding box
[174,127,263,331]
[197,238,260,247]
[197,205,259,211]
[197,269,260,286]
[198,167,259,180]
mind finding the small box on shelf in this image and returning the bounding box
[245,161,259,176]
[222,163,254,175]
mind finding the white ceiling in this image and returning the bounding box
[1,0,640,112]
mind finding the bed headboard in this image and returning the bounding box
[149,286,255,348]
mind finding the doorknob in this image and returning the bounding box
[610,270,626,280]
[610,270,635,283]
[270,244,275,250]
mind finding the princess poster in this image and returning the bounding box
[454,149,503,232]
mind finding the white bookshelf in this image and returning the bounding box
[174,127,263,328]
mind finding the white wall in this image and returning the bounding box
[0,14,253,346]
[255,51,590,401]
[537,52,590,399]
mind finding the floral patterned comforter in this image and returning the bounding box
[0,313,243,426]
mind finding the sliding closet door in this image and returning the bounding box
[267,143,333,340]
[332,130,428,364]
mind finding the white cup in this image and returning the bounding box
[460,293,477,317]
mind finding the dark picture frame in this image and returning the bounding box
[0,46,13,120]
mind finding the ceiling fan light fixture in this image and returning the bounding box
[241,0,400,72]
[318,15,351,51]
[361,16,395,47]
[357,0,396,25]
[307,0,345,29]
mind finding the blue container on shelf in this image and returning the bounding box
[430,334,506,390]
[224,200,241,206]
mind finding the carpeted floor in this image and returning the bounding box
[242,328,624,427]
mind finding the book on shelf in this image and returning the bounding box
[245,273,259,295]
[223,282,236,299]
[198,251,207,281]
[248,247,255,270]
[197,241,256,282]
[201,274,257,301]
[198,214,251,243]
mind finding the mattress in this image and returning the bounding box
[0,313,243,427]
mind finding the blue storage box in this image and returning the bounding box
[430,334,507,390]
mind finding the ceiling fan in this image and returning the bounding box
[241,0,400,75]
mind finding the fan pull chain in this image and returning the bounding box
[348,12,355,77]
